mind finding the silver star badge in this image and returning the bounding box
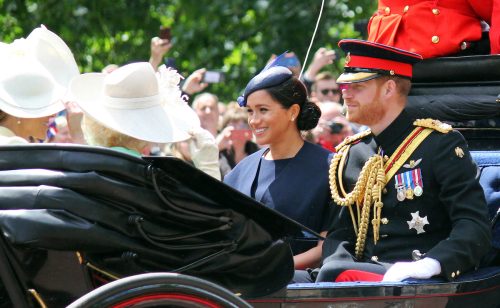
[407,211,429,234]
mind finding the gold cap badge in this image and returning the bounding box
[345,52,351,65]
[455,147,464,158]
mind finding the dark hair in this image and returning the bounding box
[266,77,321,130]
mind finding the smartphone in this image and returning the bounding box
[230,129,252,141]
[202,71,225,83]
[159,26,171,40]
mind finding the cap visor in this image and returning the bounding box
[336,72,379,84]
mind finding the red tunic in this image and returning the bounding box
[367,0,499,58]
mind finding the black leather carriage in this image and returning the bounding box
[0,145,319,307]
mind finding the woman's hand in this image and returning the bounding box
[189,127,221,180]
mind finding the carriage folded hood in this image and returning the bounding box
[0,144,317,298]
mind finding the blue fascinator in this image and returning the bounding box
[237,53,294,107]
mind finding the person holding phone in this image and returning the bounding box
[224,63,335,270]
[217,105,259,179]
[149,26,173,71]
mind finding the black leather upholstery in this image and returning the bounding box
[0,144,309,300]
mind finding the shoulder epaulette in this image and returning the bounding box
[335,129,372,152]
[413,118,452,134]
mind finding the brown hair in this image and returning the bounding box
[221,108,249,129]
[311,71,337,92]
[377,75,412,96]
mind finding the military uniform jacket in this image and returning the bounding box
[367,0,498,58]
[325,111,491,280]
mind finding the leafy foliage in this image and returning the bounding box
[0,0,376,101]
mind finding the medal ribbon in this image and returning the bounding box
[395,173,402,188]
[413,168,423,187]
[405,170,413,190]
[384,127,434,185]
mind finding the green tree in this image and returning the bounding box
[0,0,376,101]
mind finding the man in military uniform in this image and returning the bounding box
[308,39,491,283]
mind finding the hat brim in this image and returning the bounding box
[336,72,380,84]
[0,59,66,118]
[27,26,80,88]
[70,73,200,144]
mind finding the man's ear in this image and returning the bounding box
[384,79,398,97]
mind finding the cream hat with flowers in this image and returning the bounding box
[69,62,201,143]
[0,25,79,118]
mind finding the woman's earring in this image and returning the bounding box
[291,117,295,121]
[17,119,21,125]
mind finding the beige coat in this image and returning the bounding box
[0,126,28,145]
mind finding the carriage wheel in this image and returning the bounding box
[67,273,251,308]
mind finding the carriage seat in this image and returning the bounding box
[412,55,500,84]
[471,150,500,250]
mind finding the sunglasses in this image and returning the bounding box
[320,88,340,96]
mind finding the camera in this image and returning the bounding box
[328,121,344,134]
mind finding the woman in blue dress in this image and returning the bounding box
[224,64,334,269]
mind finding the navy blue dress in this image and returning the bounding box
[224,141,334,254]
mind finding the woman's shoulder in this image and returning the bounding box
[302,141,331,158]
[298,142,333,172]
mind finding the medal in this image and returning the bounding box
[404,171,414,200]
[413,168,424,197]
[407,211,429,234]
[395,174,406,201]
[414,185,423,197]
[397,189,406,201]
[405,188,414,199]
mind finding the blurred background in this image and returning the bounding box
[0,0,375,102]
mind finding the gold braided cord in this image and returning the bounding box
[337,145,350,198]
[329,129,374,208]
[413,118,452,134]
[334,129,372,152]
[329,126,434,260]
[329,147,385,259]
[352,155,385,259]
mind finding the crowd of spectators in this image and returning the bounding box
[23,26,357,180]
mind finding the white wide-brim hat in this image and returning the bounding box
[70,62,201,143]
[0,25,79,118]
